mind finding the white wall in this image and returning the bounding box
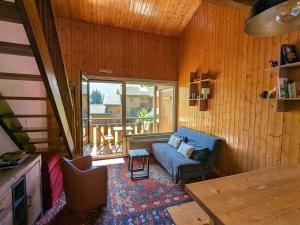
[0,126,18,154]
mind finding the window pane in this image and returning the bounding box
[126,82,175,135]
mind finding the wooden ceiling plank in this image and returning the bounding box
[51,0,202,37]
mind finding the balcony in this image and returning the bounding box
[82,117,160,157]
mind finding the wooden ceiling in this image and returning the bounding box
[52,0,254,37]
[51,0,201,37]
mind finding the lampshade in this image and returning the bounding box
[245,0,300,36]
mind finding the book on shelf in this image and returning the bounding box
[277,78,300,98]
[281,44,298,64]
[278,78,289,98]
[296,82,300,97]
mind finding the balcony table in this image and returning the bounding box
[186,164,300,225]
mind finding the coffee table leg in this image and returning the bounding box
[142,157,145,170]
[128,156,131,171]
[131,157,134,179]
[147,156,150,178]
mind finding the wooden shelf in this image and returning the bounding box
[264,67,278,72]
[188,71,212,111]
[279,61,300,69]
[262,46,300,112]
[277,98,300,101]
[189,98,207,101]
[188,79,213,85]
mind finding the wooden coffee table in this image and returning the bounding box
[128,149,150,180]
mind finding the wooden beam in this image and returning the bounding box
[28,137,63,144]
[13,127,57,133]
[0,96,47,101]
[0,114,48,118]
[0,0,22,24]
[0,72,42,81]
[0,41,33,56]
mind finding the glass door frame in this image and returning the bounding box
[80,72,90,150]
[84,78,126,159]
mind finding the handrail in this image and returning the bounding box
[16,0,74,157]
[34,0,76,146]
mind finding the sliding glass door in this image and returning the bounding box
[81,80,124,158]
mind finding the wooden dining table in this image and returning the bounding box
[185,164,300,225]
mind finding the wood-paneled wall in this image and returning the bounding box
[56,17,178,151]
[56,17,178,82]
[178,2,300,175]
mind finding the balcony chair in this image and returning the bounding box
[61,155,107,212]
[143,121,151,134]
[99,132,115,155]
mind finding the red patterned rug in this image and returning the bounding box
[36,158,192,225]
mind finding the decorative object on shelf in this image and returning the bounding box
[245,0,300,36]
[281,44,298,64]
[269,59,279,67]
[263,45,300,112]
[259,87,277,99]
[201,88,210,99]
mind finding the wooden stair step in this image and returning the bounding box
[27,137,63,144]
[0,0,22,24]
[13,127,58,133]
[0,96,47,101]
[0,114,48,118]
[167,201,209,225]
[35,146,66,152]
[0,41,33,56]
[0,72,42,81]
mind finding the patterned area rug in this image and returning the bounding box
[36,158,192,225]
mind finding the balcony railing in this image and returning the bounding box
[83,117,159,148]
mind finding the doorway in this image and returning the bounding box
[81,77,125,158]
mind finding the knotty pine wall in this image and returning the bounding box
[178,2,300,175]
[56,17,178,150]
[56,17,178,82]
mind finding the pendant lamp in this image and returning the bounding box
[245,0,300,36]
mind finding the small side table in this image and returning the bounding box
[128,149,150,180]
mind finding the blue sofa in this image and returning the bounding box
[152,127,221,183]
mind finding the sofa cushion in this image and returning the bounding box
[152,142,203,180]
[177,127,222,169]
[191,148,208,161]
[174,133,188,143]
[177,142,194,158]
[152,143,178,176]
[168,134,182,148]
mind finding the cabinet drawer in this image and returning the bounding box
[0,189,12,222]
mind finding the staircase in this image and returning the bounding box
[0,0,75,157]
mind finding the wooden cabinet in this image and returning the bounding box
[0,190,13,225]
[0,155,42,225]
[25,162,42,225]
